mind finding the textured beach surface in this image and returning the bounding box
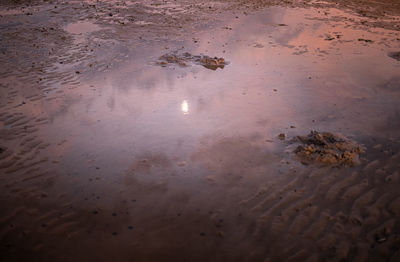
[0,0,400,261]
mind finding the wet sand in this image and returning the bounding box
[1,0,400,261]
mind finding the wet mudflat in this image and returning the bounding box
[1,0,400,261]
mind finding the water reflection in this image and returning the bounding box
[181,100,189,114]
[63,21,100,34]
[46,6,400,169]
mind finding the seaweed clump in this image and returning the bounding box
[294,131,365,166]
[157,52,227,70]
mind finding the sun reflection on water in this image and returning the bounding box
[181,100,189,114]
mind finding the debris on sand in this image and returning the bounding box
[325,35,335,41]
[158,53,190,67]
[197,56,226,70]
[293,131,365,166]
[388,51,400,61]
[157,52,228,70]
[358,38,373,43]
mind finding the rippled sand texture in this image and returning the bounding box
[1,0,400,261]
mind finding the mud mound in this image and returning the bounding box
[294,131,365,166]
[157,52,227,70]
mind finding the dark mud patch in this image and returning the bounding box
[0,0,41,6]
[157,52,228,70]
[388,51,400,61]
[293,131,365,167]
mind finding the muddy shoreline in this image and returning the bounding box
[1,0,400,261]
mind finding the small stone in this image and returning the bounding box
[358,38,373,43]
[377,238,386,243]
[278,133,286,140]
[388,51,400,61]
